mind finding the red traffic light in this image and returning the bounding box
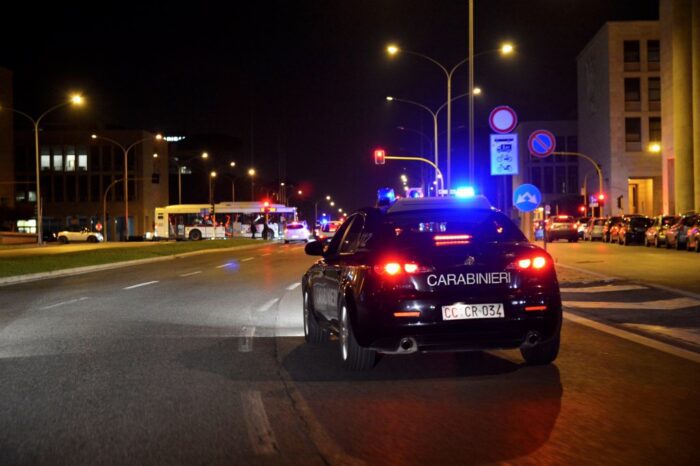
[597,194,605,201]
[578,205,586,213]
[373,148,386,165]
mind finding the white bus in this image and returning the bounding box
[153,202,297,240]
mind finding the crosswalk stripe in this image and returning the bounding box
[560,284,647,293]
[564,297,700,310]
[621,324,700,347]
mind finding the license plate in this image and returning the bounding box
[442,303,504,320]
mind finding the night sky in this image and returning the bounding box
[1,0,658,214]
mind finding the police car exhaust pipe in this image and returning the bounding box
[399,338,416,352]
[523,331,540,347]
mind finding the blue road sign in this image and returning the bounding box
[513,183,542,212]
[528,129,556,158]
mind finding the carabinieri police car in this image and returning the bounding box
[301,190,562,370]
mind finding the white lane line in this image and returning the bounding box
[286,282,301,291]
[241,257,254,262]
[216,262,233,269]
[560,284,647,293]
[179,270,202,277]
[241,390,279,455]
[257,298,280,313]
[564,312,700,364]
[261,253,272,257]
[40,296,89,310]
[123,281,159,290]
[563,297,700,310]
[238,326,256,353]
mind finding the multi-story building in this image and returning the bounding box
[577,21,662,216]
[511,120,580,213]
[14,129,169,240]
[0,67,13,213]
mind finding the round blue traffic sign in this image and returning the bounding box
[528,129,556,158]
[513,183,542,212]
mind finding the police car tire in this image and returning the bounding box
[339,303,376,371]
[520,334,560,365]
[303,291,327,344]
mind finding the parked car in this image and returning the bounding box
[545,215,578,242]
[617,216,653,246]
[665,213,699,250]
[602,216,623,243]
[575,217,590,239]
[584,217,605,241]
[283,222,310,243]
[316,220,341,241]
[684,218,700,252]
[644,215,678,247]
[56,225,104,243]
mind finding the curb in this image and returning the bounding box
[0,243,267,287]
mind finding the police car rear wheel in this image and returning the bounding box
[520,334,560,365]
[339,303,375,371]
[303,291,327,344]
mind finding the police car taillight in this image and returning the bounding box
[374,262,433,275]
[513,256,548,270]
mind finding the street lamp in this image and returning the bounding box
[248,168,256,201]
[172,151,209,204]
[386,43,513,188]
[209,171,217,205]
[0,94,85,244]
[92,132,162,240]
[648,142,662,153]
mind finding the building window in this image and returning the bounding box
[647,40,660,70]
[555,166,566,194]
[625,118,642,151]
[78,147,88,171]
[544,166,554,194]
[624,78,641,111]
[623,40,640,71]
[41,155,51,171]
[52,146,63,171]
[27,191,36,202]
[15,191,26,202]
[648,77,661,111]
[65,146,76,172]
[649,117,661,142]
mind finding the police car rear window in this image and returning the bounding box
[382,210,526,244]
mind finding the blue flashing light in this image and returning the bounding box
[455,186,476,198]
[377,187,396,206]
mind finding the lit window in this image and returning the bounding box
[41,155,51,171]
[65,146,76,172]
[78,154,88,171]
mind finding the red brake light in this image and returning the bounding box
[384,263,402,275]
[514,256,548,270]
[434,234,472,246]
[404,263,419,273]
[532,256,546,269]
[518,258,532,269]
[374,261,433,275]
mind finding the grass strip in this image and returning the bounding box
[0,239,261,278]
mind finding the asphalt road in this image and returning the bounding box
[0,241,698,465]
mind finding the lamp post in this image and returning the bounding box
[387,43,513,190]
[209,171,217,206]
[248,168,256,201]
[1,94,85,244]
[172,151,208,204]
[314,195,332,232]
[92,132,162,241]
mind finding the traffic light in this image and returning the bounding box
[373,148,386,165]
[578,205,586,214]
[597,193,605,207]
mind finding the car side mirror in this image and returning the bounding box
[305,240,325,256]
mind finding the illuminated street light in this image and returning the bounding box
[338,208,343,213]
[298,190,303,195]
[152,153,158,158]
[201,152,209,159]
[230,161,236,167]
[92,131,161,240]
[330,201,335,207]
[209,171,217,205]
[648,142,662,153]
[2,95,86,243]
[386,44,399,55]
[248,168,256,200]
[501,42,515,55]
[326,195,331,201]
[386,96,394,101]
[472,87,482,95]
[400,174,408,182]
[248,168,256,176]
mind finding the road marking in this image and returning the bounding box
[621,323,700,347]
[257,298,280,313]
[556,263,618,280]
[241,257,254,262]
[179,270,202,277]
[40,296,89,310]
[563,297,700,310]
[241,390,279,455]
[238,326,256,352]
[123,281,159,290]
[564,312,700,364]
[216,262,233,269]
[261,253,272,257]
[560,284,647,293]
[286,283,301,291]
